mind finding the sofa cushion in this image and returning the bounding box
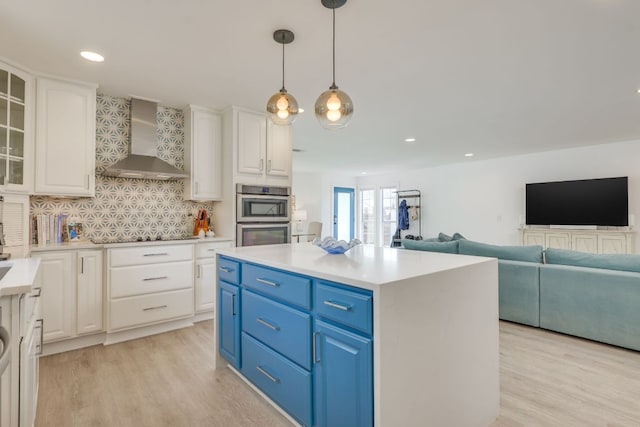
[452,232,466,240]
[402,239,459,253]
[498,260,540,327]
[458,240,544,263]
[544,248,640,273]
[438,232,453,242]
[540,264,640,351]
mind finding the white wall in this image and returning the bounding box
[292,172,357,239]
[356,140,640,250]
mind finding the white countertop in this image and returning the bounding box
[29,236,234,252]
[0,257,41,297]
[217,243,494,290]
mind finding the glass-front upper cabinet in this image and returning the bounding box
[0,61,33,193]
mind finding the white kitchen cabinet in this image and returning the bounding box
[234,108,292,183]
[266,120,291,177]
[107,244,194,335]
[0,60,34,194]
[20,286,43,427]
[195,240,233,314]
[76,250,103,335]
[34,76,97,197]
[184,105,223,201]
[32,249,103,343]
[35,251,74,342]
[237,109,267,175]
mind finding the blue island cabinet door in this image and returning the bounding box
[314,320,373,427]
[219,281,240,368]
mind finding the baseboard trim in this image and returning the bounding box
[104,318,194,345]
[193,310,214,323]
[43,332,106,356]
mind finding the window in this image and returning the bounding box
[359,189,375,244]
[357,186,397,246]
[380,187,397,246]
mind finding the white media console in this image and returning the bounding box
[520,227,636,254]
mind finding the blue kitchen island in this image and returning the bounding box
[215,243,499,427]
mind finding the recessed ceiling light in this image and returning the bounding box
[80,51,104,62]
[464,153,474,157]
[361,172,367,175]
[298,108,305,113]
[404,137,416,143]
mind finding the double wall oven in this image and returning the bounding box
[236,184,291,247]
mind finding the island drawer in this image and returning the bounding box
[110,261,194,298]
[110,244,193,267]
[242,264,311,309]
[315,281,373,336]
[218,257,240,284]
[196,241,233,259]
[242,290,311,370]
[241,333,312,427]
[109,288,193,331]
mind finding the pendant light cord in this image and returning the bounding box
[281,40,286,91]
[331,6,337,89]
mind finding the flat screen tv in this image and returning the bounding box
[526,177,628,226]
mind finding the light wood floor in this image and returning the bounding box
[36,321,640,427]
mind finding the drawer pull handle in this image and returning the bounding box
[256,278,279,287]
[207,249,217,252]
[313,332,320,364]
[323,300,352,311]
[143,304,168,311]
[257,365,280,383]
[257,317,280,331]
[30,287,42,298]
[143,253,169,257]
[219,267,233,273]
[143,276,168,281]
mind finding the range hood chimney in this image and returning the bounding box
[102,98,188,180]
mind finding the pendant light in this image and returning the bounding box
[266,29,299,125]
[315,0,353,130]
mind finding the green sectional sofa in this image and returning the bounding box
[402,238,640,351]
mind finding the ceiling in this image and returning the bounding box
[2,0,640,176]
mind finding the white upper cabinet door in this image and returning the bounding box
[0,61,34,194]
[266,120,291,177]
[35,77,96,196]
[237,110,267,175]
[184,106,223,201]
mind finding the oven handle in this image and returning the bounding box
[237,223,291,230]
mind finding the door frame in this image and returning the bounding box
[333,186,355,240]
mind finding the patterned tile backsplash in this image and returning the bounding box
[30,94,215,242]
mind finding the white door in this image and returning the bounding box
[35,251,75,341]
[195,258,217,312]
[190,108,222,200]
[237,110,266,175]
[35,77,96,196]
[76,250,103,334]
[266,121,291,177]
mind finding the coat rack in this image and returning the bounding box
[391,189,422,247]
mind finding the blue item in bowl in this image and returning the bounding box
[313,236,362,254]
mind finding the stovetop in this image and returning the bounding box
[90,235,199,244]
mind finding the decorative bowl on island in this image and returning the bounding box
[312,236,362,254]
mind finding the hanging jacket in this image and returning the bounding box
[398,199,409,230]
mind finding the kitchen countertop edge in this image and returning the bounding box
[29,236,234,252]
[0,257,41,297]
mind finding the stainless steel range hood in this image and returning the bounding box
[102,98,188,180]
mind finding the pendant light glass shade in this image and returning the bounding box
[315,86,353,129]
[315,0,353,130]
[267,29,298,125]
[267,89,299,125]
